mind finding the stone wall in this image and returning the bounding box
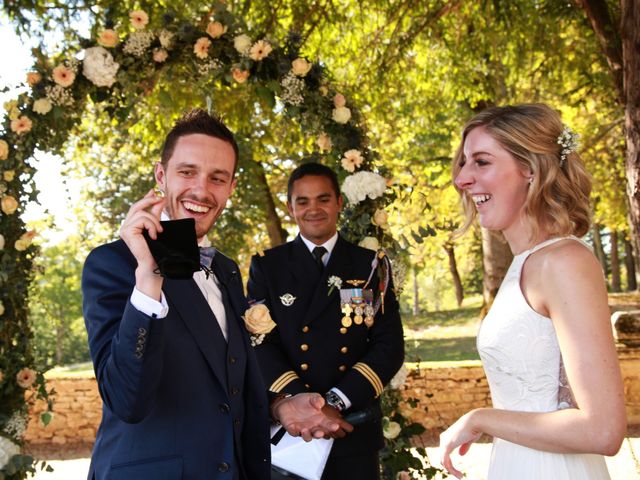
[25,349,640,448]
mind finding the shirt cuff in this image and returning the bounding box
[330,387,352,410]
[131,287,169,318]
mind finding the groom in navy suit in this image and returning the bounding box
[82,110,344,480]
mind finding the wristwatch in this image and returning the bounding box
[324,390,346,412]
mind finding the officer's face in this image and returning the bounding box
[155,133,237,241]
[287,175,343,245]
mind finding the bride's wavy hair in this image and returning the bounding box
[451,103,592,240]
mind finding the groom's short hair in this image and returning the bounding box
[287,162,341,202]
[160,108,239,175]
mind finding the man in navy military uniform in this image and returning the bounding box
[247,162,405,479]
[82,111,340,480]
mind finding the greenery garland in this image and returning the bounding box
[0,3,438,478]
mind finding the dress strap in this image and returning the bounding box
[525,235,584,256]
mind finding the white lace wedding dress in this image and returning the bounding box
[477,237,611,479]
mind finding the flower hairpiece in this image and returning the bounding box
[557,126,580,168]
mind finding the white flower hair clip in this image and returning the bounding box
[557,126,580,168]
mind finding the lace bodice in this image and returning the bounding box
[477,237,579,412]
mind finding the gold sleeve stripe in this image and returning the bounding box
[269,371,299,392]
[353,362,384,397]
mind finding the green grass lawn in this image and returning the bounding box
[402,295,483,363]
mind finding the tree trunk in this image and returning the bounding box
[256,162,287,247]
[413,267,419,316]
[592,223,607,275]
[621,0,640,285]
[610,230,621,292]
[624,236,638,291]
[444,242,464,307]
[480,229,512,316]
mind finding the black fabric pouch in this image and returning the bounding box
[142,218,200,279]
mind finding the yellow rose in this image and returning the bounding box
[33,98,52,115]
[232,68,250,84]
[0,369,4,383]
[234,34,252,54]
[372,209,389,229]
[291,58,312,77]
[332,106,351,124]
[98,29,119,47]
[317,133,332,151]
[0,234,5,249]
[0,301,4,316]
[1,195,18,215]
[0,140,8,160]
[16,367,36,389]
[243,304,276,335]
[206,21,227,39]
[333,93,346,108]
[15,230,36,251]
[3,171,15,182]
[26,72,41,86]
[319,85,329,97]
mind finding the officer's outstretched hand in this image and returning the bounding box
[272,393,353,442]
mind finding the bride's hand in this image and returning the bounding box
[439,410,483,479]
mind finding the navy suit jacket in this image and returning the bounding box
[248,235,404,457]
[82,240,270,480]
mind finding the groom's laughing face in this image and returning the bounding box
[155,133,237,241]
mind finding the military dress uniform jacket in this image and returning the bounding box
[82,239,270,480]
[247,235,404,456]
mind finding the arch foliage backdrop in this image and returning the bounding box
[0,3,436,479]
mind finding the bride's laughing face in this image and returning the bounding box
[454,126,532,235]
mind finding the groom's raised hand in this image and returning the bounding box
[272,393,353,442]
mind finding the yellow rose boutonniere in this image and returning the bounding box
[243,303,275,346]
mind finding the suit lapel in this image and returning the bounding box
[301,235,355,327]
[163,278,229,396]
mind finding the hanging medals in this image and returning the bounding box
[339,287,374,330]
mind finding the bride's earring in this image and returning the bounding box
[528,176,534,185]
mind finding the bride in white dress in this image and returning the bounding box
[438,104,626,479]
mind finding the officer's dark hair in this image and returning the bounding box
[287,162,341,202]
[160,108,239,175]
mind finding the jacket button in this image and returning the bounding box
[219,403,230,413]
[340,347,348,354]
[234,419,241,427]
[229,356,236,364]
[340,328,347,334]
[300,344,309,352]
[217,462,229,472]
[302,326,309,333]
[231,387,240,396]
[300,363,309,371]
[338,365,346,372]
[138,327,147,336]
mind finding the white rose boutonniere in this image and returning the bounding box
[327,275,342,296]
[243,303,275,346]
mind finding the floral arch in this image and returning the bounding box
[0,3,429,478]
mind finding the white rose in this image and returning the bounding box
[383,420,401,439]
[243,304,276,334]
[1,195,18,215]
[332,106,351,124]
[359,236,380,251]
[291,58,312,77]
[33,98,52,115]
[341,171,388,205]
[82,46,120,87]
[234,34,252,55]
[0,436,20,470]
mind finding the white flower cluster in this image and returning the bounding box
[557,125,580,167]
[123,31,155,57]
[197,59,223,76]
[3,412,28,438]
[0,435,20,470]
[45,84,74,106]
[158,30,174,49]
[83,47,120,87]
[280,72,305,106]
[250,333,266,347]
[341,171,387,205]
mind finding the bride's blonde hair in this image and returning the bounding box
[452,103,592,239]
